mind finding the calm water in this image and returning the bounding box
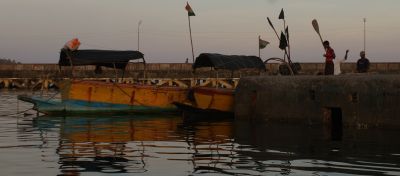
[1,90,400,176]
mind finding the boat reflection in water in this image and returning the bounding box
[28,115,400,175]
[31,115,235,175]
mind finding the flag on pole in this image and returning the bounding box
[279,32,288,50]
[278,8,285,19]
[259,37,269,49]
[185,2,195,16]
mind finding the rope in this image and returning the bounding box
[113,83,145,105]
[44,91,60,102]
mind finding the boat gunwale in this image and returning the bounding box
[193,87,234,96]
[70,80,188,91]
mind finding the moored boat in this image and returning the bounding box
[174,53,266,118]
[19,80,187,115]
[174,86,235,118]
[18,47,188,115]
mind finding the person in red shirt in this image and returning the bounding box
[323,40,336,75]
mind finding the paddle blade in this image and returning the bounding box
[345,49,349,60]
[267,17,275,30]
[312,19,320,34]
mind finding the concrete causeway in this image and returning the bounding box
[235,74,400,129]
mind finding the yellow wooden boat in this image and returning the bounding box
[64,80,187,109]
[174,53,266,118]
[174,87,235,118]
[54,79,187,114]
[18,48,188,115]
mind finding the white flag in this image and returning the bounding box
[259,38,269,49]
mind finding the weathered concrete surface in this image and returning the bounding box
[235,74,400,129]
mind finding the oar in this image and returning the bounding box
[312,19,325,50]
[267,17,280,41]
[268,17,290,60]
[267,16,291,65]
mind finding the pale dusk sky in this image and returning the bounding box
[0,0,399,63]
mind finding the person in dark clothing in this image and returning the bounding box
[323,41,336,75]
[357,51,370,73]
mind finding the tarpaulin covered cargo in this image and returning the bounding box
[59,49,144,70]
[193,53,265,71]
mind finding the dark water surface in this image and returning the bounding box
[1,90,399,176]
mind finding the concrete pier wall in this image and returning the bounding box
[235,75,400,129]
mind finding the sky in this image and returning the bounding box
[0,0,399,63]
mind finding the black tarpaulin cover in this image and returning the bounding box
[59,49,144,69]
[193,53,265,71]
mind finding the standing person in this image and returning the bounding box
[323,41,336,75]
[357,51,370,73]
[334,50,349,75]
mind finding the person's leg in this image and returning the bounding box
[325,62,334,75]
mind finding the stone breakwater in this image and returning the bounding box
[235,75,400,129]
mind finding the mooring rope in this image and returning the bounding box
[43,91,60,102]
[113,83,145,105]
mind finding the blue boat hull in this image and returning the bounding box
[18,95,177,115]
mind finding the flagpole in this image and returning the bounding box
[188,15,195,63]
[283,20,286,35]
[137,20,142,51]
[284,20,291,61]
[363,18,366,54]
[258,36,261,58]
[283,19,288,59]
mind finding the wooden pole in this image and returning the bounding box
[363,18,366,54]
[258,36,261,58]
[113,63,118,82]
[312,19,325,51]
[267,17,280,41]
[138,20,142,51]
[64,50,75,79]
[283,19,286,37]
[188,16,195,63]
[284,19,291,61]
[267,17,290,61]
[283,19,288,62]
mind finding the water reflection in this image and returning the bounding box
[13,113,400,176]
[234,121,400,175]
[1,91,399,175]
[28,115,236,175]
